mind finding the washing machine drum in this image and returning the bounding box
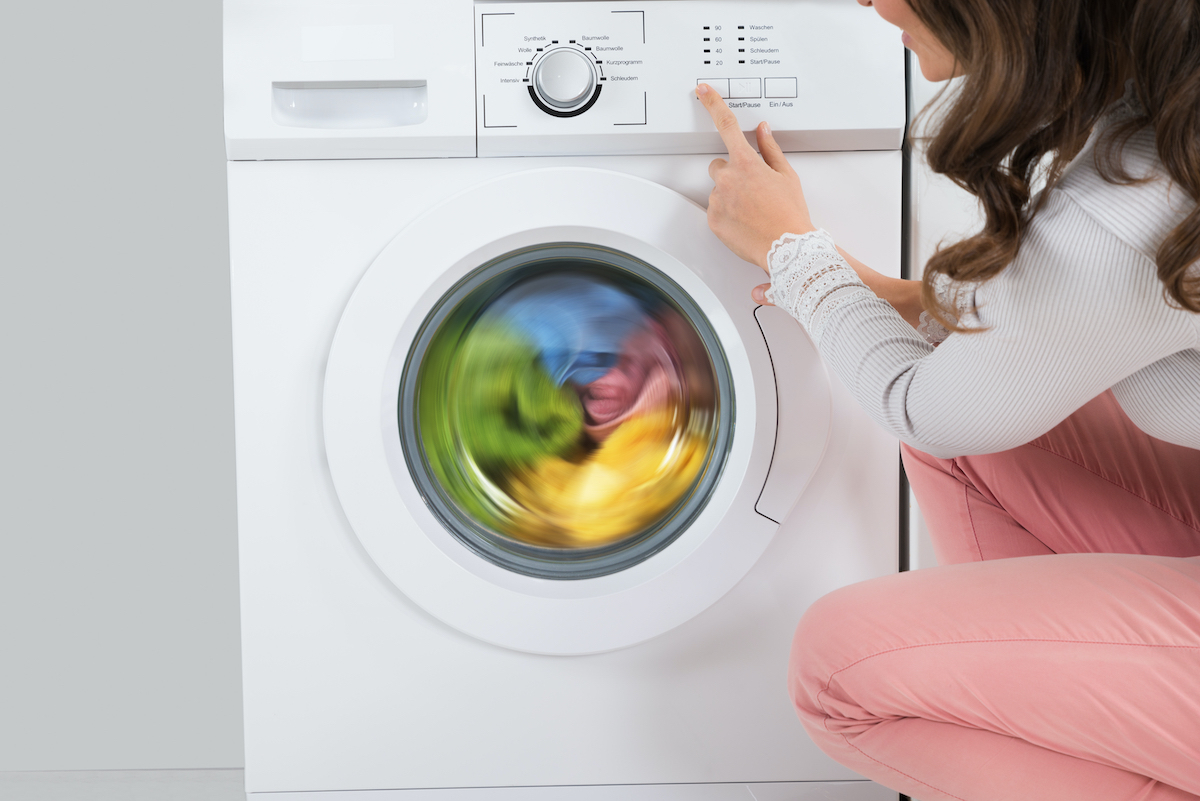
[402,245,734,581]
[323,168,830,655]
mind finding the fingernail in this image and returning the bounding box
[752,286,767,304]
[696,84,710,97]
[762,122,771,135]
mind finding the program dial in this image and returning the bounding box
[532,48,598,112]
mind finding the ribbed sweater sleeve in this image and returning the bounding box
[767,188,1200,457]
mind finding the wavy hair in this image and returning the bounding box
[909,0,1200,328]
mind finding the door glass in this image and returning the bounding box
[399,244,734,580]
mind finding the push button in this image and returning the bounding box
[765,77,798,98]
[697,79,730,99]
[730,78,761,99]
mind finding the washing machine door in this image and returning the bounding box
[323,167,829,655]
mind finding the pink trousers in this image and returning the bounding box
[789,391,1200,800]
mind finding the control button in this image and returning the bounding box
[730,78,762,99]
[765,77,798,98]
[697,79,730,99]
[534,49,596,109]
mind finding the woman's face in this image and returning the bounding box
[858,0,957,82]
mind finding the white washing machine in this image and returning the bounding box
[225,1,905,799]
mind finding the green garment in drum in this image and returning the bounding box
[418,318,584,527]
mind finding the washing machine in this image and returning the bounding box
[225,1,905,799]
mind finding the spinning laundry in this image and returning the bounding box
[416,270,719,549]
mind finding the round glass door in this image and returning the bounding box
[399,243,735,580]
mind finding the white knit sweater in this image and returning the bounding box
[766,100,1200,457]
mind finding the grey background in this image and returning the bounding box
[0,0,242,771]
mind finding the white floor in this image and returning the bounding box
[0,772,922,801]
[0,770,245,801]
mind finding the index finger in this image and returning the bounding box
[696,84,756,159]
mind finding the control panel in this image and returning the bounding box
[224,0,905,161]
[476,1,905,157]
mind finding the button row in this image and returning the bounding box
[697,77,797,100]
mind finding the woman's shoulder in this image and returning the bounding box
[1054,112,1194,264]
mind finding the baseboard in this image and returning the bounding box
[0,769,245,801]
[246,781,895,801]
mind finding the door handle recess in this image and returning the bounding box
[753,305,833,524]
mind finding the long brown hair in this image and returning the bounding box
[910,0,1200,328]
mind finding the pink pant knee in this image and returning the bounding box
[790,390,1200,799]
[788,556,1200,801]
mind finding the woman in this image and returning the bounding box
[697,0,1200,798]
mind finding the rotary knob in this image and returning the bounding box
[532,48,598,113]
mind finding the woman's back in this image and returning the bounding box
[944,97,1200,452]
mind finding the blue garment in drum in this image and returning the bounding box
[483,274,648,386]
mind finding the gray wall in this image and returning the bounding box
[0,1,242,771]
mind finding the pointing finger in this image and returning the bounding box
[696,84,756,160]
[751,284,774,306]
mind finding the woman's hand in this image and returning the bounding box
[698,83,815,272]
[699,85,928,325]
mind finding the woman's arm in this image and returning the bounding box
[837,249,925,329]
[801,201,1194,456]
[697,86,1192,456]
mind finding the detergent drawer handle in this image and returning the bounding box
[271,80,428,130]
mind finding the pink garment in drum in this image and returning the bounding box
[580,325,680,443]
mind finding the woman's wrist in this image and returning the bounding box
[879,277,926,329]
[763,232,926,331]
[761,223,817,271]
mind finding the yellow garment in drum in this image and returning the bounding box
[505,409,708,548]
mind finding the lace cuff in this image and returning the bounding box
[764,229,872,344]
[916,311,951,345]
[917,272,979,345]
